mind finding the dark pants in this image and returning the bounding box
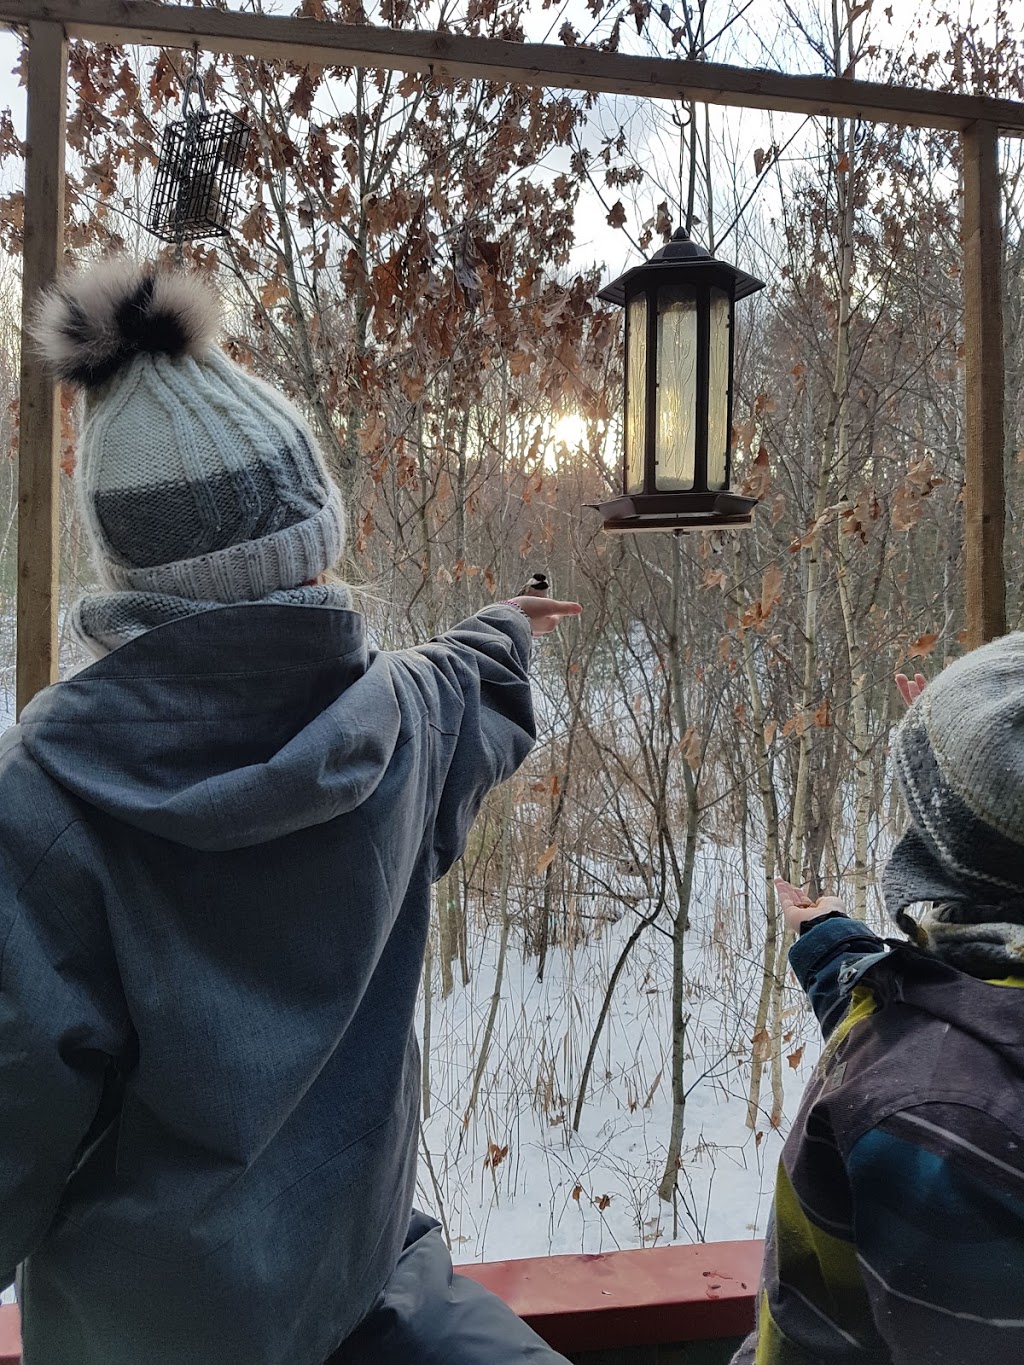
[325,1211,570,1365]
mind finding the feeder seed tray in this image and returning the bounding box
[148,108,250,243]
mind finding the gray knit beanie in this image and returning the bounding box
[34,258,345,608]
[884,632,1024,974]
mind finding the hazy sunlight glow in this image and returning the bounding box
[552,412,588,448]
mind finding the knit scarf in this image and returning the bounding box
[883,821,1024,979]
[908,902,1024,979]
[72,582,354,658]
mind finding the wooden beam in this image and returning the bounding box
[5,0,1024,134]
[16,21,66,715]
[961,121,1006,649]
[457,1240,763,1352]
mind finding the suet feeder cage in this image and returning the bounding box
[148,64,250,244]
[592,229,765,533]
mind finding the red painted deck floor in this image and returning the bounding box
[0,1238,762,1361]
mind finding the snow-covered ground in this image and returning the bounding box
[419,847,823,1264]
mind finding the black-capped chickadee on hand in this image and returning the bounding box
[519,573,550,597]
[501,573,581,636]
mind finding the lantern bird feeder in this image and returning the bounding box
[592,229,765,533]
[148,54,250,247]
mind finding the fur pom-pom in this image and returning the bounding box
[32,258,221,390]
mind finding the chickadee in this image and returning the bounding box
[519,573,550,597]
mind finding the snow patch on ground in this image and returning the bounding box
[419,848,823,1264]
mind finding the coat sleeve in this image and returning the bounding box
[847,1102,1024,1362]
[788,915,886,1038]
[0,828,130,1292]
[399,606,536,879]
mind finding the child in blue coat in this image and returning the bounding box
[735,652,1024,1364]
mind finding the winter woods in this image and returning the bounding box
[3,0,1024,1257]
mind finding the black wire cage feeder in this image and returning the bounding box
[148,58,250,245]
[591,229,765,533]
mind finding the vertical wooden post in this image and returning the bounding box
[16,22,67,716]
[961,121,1006,649]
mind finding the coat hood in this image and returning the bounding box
[17,604,400,852]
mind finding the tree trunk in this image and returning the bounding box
[659,538,700,1201]
[731,547,784,1130]
[461,789,515,1143]
[831,17,871,921]
[421,928,433,1121]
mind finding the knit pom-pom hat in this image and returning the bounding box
[33,258,345,604]
[884,632,1024,943]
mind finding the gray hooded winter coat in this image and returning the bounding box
[0,602,551,1365]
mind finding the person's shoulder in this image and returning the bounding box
[817,965,1024,1150]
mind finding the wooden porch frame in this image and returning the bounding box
[15,19,65,715]
[3,0,1017,706]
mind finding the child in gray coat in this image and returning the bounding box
[1,259,580,1364]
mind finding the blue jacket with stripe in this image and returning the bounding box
[734,915,1024,1365]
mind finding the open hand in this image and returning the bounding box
[775,878,846,934]
[895,672,927,707]
[505,595,582,636]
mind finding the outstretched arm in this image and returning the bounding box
[776,880,885,1039]
[399,596,581,880]
[776,664,926,1038]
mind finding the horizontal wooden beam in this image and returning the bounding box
[461,1239,762,1352]
[5,0,1024,134]
[0,1241,762,1359]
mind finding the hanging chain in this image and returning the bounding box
[180,42,208,119]
[172,43,205,264]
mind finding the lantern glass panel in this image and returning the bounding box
[655,285,697,491]
[625,294,647,495]
[706,287,731,491]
